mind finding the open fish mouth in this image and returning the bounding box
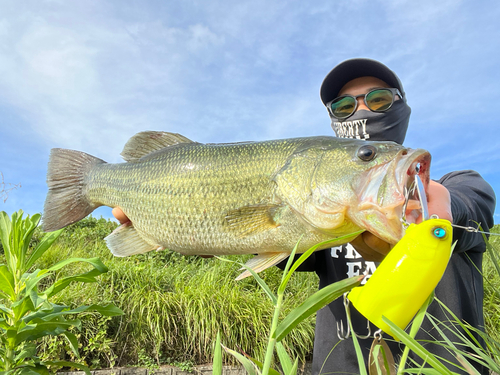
[354,148,431,244]
[396,149,431,225]
[396,150,431,229]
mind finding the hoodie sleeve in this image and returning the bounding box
[437,170,496,253]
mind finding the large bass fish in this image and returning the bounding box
[42,131,430,278]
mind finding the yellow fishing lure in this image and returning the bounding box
[348,218,453,339]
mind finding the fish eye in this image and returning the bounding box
[432,227,447,239]
[357,145,377,161]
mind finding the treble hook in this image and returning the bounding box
[400,180,416,228]
[337,293,351,340]
[336,319,350,340]
[336,293,372,340]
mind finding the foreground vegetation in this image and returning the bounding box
[0,212,122,374]
[1,215,499,372]
[29,216,320,369]
[483,225,500,346]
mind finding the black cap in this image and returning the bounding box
[320,58,406,105]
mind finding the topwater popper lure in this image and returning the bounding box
[348,176,453,340]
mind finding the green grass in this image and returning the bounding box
[483,224,500,344]
[32,216,318,369]
[9,216,500,371]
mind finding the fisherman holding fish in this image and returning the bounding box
[44,57,495,374]
[306,58,495,375]
[105,60,495,374]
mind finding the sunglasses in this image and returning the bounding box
[326,88,402,120]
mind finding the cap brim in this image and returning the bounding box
[320,58,405,105]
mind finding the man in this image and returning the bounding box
[303,58,495,374]
[112,58,496,374]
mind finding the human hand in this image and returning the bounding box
[112,207,130,225]
[350,181,453,261]
[350,232,392,262]
[425,180,453,223]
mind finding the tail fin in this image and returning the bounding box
[42,148,106,232]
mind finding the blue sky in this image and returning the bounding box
[1,0,499,224]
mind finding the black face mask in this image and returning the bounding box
[330,100,411,145]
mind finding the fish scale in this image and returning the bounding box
[86,140,290,253]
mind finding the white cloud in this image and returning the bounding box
[0,4,231,160]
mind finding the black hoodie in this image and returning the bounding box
[286,100,496,374]
[304,169,495,375]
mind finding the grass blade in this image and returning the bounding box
[347,306,367,375]
[279,231,363,294]
[274,275,363,341]
[276,342,293,375]
[222,344,261,375]
[213,332,222,375]
[382,316,456,375]
[216,256,277,306]
[425,314,482,374]
[278,238,301,293]
[428,299,497,372]
[289,357,299,375]
[398,291,435,374]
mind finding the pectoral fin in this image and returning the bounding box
[236,252,290,281]
[105,223,158,256]
[225,204,284,237]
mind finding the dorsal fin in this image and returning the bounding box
[121,131,196,161]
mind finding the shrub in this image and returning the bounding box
[0,211,122,374]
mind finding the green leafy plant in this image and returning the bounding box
[136,348,159,371]
[0,210,123,374]
[39,313,119,370]
[16,214,499,372]
[168,359,194,373]
[213,233,365,375]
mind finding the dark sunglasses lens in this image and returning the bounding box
[330,96,356,118]
[365,89,394,111]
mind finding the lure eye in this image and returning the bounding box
[433,227,446,239]
[357,145,377,161]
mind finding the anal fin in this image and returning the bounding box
[105,223,158,257]
[235,252,290,281]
